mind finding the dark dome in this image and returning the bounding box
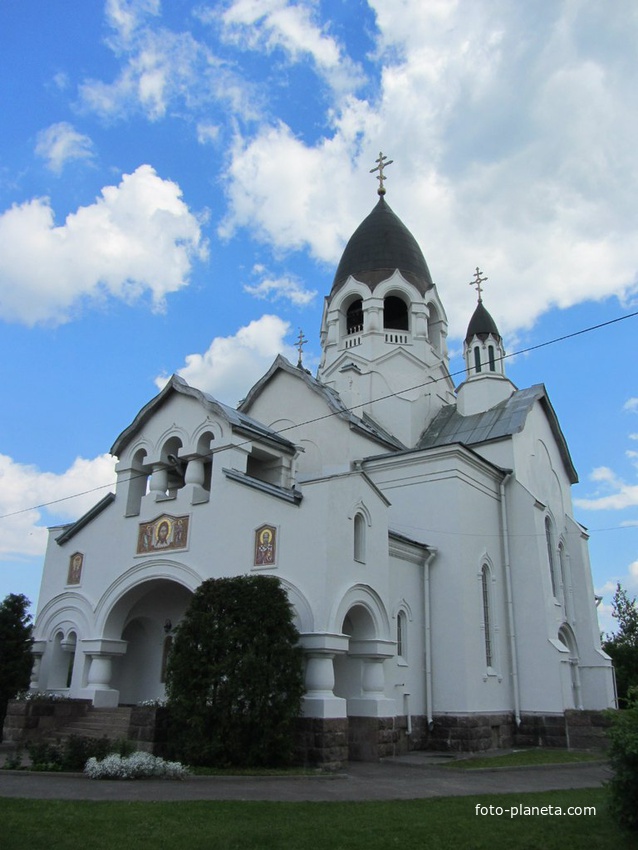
[465,301,501,343]
[331,196,433,296]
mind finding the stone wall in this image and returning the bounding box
[2,699,91,745]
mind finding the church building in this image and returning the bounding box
[29,157,615,761]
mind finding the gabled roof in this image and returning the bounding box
[417,384,578,483]
[111,374,297,458]
[239,355,405,451]
[55,492,116,545]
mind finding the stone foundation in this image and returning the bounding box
[4,702,613,766]
[295,717,348,769]
[426,713,515,752]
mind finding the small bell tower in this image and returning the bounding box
[456,268,516,416]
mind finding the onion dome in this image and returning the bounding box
[465,300,501,344]
[331,196,433,297]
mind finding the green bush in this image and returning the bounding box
[166,575,305,768]
[27,735,133,772]
[606,687,638,830]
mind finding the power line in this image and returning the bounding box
[2,307,638,523]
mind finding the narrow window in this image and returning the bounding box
[558,542,567,609]
[545,518,557,598]
[474,346,482,374]
[488,345,496,371]
[397,611,407,661]
[354,513,366,562]
[481,566,493,668]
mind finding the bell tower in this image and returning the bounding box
[456,268,516,416]
[317,154,455,447]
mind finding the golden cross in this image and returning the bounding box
[296,328,308,368]
[469,267,488,303]
[370,151,394,195]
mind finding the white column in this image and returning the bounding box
[298,633,349,719]
[347,639,396,717]
[80,639,127,708]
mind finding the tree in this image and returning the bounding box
[165,575,305,767]
[0,594,33,739]
[603,583,638,707]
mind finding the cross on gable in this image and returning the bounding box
[296,328,308,368]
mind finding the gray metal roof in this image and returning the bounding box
[111,374,297,457]
[418,384,578,483]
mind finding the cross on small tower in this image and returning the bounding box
[469,267,488,303]
[370,151,394,195]
[295,328,308,369]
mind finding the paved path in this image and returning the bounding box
[0,754,611,803]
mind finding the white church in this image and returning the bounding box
[29,161,615,761]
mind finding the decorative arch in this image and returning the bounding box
[94,559,202,637]
[330,583,391,641]
[276,577,315,633]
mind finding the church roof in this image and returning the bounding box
[417,384,578,483]
[239,355,406,451]
[111,374,296,457]
[331,196,433,296]
[465,300,501,343]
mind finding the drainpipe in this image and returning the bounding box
[500,472,521,726]
[423,549,437,730]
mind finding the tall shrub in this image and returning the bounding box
[0,594,33,739]
[606,687,638,831]
[166,575,304,767]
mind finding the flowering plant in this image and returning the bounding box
[84,751,189,780]
[14,690,71,702]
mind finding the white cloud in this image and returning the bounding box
[0,165,207,325]
[575,466,638,512]
[0,453,116,562]
[218,0,364,94]
[80,14,259,123]
[244,268,317,306]
[220,0,638,338]
[35,122,94,173]
[624,398,638,413]
[197,123,220,145]
[105,0,161,46]
[156,314,297,405]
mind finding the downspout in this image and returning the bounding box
[423,549,437,730]
[500,471,521,726]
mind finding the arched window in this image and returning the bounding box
[481,565,493,668]
[397,610,407,661]
[474,346,482,374]
[354,513,366,563]
[346,299,363,334]
[488,345,496,371]
[383,296,409,331]
[558,542,569,613]
[545,517,558,598]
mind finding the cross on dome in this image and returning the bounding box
[370,152,393,195]
[469,267,488,303]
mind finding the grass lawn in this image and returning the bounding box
[449,749,607,770]
[1,788,636,850]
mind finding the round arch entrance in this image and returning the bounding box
[105,579,193,705]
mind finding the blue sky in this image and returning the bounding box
[0,0,637,634]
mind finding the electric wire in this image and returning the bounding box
[2,307,638,528]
